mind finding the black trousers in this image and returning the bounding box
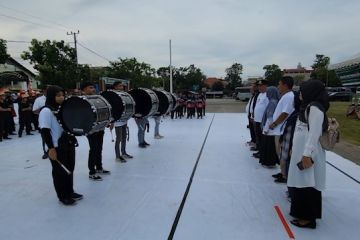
[50,135,75,200]
[259,135,279,166]
[87,130,104,175]
[18,112,32,135]
[248,117,256,143]
[0,114,5,140]
[254,122,262,150]
[197,108,203,118]
[290,187,322,221]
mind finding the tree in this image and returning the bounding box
[21,39,79,89]
[212,81,224,91]
[225,63,243,90]
[108,57,161,89]
[0,39,10,64]
[263,64,283,86]
[293,74,305,86]
[311,54,341,87]
[172,64,206,91]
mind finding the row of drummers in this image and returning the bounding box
[58,88,177,136]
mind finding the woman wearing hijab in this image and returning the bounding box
[287,79,329,229]
[39,85,82,206]
[259,86,280,167]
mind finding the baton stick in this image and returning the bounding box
[55,159,71,175]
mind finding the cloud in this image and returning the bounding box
[2,0,360,78]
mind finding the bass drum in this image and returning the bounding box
[59,95,112,136]
[170,93,178,111]
[153,90,174,115]
[128,88,159,117]
[101,90,135,121]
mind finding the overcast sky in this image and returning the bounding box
[1,0,360,79]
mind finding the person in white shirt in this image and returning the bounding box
[269,76,295,183]
[245,83,258,146]
[39,85,82,206]
[32,88,48,159]
[287,79,329,229]
[253,79,269,158]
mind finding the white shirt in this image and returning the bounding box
[39,107,63,148]
[287,106,326,191]
[254,92,269,123]
[32,95,46,112]
[271,91,295,135]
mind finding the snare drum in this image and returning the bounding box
[59,95,112,136]
[101,90,135,121]
[128,88,159,117]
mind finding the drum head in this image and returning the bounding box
[129,88,159,117]
[60,97,95,135]
[101,91,125,121]
[154,90,173,115]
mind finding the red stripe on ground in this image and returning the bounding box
[274,205,295,240]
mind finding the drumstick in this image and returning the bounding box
[110,129,115,142]
[55,159,71,175]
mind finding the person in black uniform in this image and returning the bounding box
[81,82,110,181]
[18,93,34,137]
[0,91,12,141]
[39,85,82,206]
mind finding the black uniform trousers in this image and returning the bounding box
[18,112,32,135]
[50,134,75,200]
[254,122,263,150]
[87,130,104,175]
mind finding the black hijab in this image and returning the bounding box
[45,85,64,111]
[299,79,329,122]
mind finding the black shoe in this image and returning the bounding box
[89,174,102,181]
[274,176,287,183]
[139,143,146,148]
[3,137,11,140]
[253,152,260,158]
[272,173,282,178]
[18,133,22,138]
[26,133,34,135]
[71,192,83,201]
[59,198,76,206]
[250,146,258,151]
[42,153,48,159]
[144,141,150,146]
[123,153,133,159]
[290,219,316,229]
[116,156,127,163]
[96,169,111,175]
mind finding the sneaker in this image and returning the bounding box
[42,153,48,159]
[116,156,127,163]
[272,173,282,178]
[123,153,133,159]
[71,192,83,201]
[274,176,287,183]
[96,169,111,175]
[89,174,102,181]
[59,198,76,206]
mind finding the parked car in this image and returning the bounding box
[328,91,352,101]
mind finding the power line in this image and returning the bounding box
[0,3,68,30]
[0,12,65,32]
[77,41,112,62]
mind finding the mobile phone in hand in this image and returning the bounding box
[297,159,314,171]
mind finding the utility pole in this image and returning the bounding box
[67,30,80,64]
[169,39,173,94]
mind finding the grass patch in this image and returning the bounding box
[327,102,360,146]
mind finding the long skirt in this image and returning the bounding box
[290,187,322,220]
[259,135,279,166]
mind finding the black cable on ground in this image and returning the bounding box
[326,161,360,184]
[168,114,215,240]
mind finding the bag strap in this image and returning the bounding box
[305,101,328,132]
